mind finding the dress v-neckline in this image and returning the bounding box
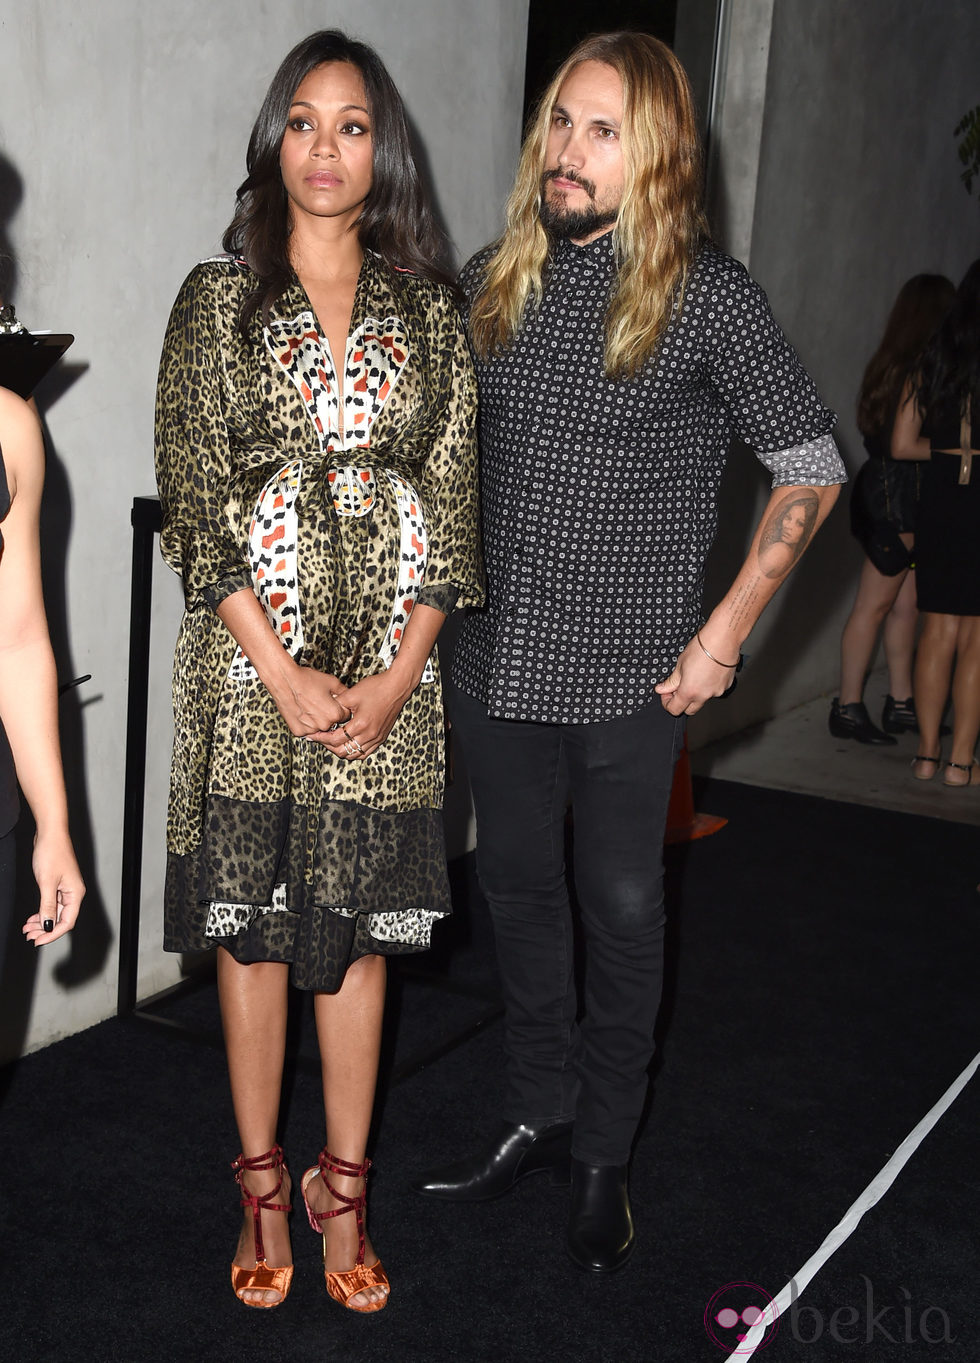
[294,256,368,410]
[264,257,412,455]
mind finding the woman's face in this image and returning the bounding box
[279,62,373,232]
[779,503,807,545]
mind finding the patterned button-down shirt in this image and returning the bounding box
[453,233,845,724]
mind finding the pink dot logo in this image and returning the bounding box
[704,1281,780,1353]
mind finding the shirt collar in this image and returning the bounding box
[552,228,616,276]
[556,228,616,265]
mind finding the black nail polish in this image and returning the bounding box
[43,919,54,933]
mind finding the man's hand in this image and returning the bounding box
[655,636,738,715]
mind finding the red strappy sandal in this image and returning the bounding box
[230,1144,294,1309]
[301,1149,389,1312]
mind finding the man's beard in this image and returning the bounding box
[538,168,619,240]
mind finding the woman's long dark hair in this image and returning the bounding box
[915,257,980,421]
[856,273,954,436]
[223,29,452,330]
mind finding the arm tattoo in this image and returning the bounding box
[726,581,761,633]
[757,488,820,580]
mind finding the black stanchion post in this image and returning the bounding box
[116,496,162,1016]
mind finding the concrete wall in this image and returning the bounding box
[5,0,976,1056]
[0,0,528,1060]
[681,0,980,749]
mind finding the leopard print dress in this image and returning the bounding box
[155,253,482,991]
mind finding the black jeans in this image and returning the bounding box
[451,684,683,1165]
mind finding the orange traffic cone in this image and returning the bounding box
[664,736,727,844]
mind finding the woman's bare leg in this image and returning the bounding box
[946,616,980,781]
[881,549,918,701]
[218,948,292,1305]
[308,952,388,1308]
[913,612,959,776]
[839,555,909,704]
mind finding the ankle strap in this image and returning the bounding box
[232,1144,286,1176]
[319,1149,372,1181]
[307,1149,371,1265]
[232,1145,291,1265]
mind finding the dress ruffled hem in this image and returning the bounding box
[163,794,451,991]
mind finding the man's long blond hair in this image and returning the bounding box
[469,32,708,380]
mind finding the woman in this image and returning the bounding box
[0,388,83,967]
[758,492,818,579]
[893,259,980,784]
[829,274,954,745]
[155,31,481,1312]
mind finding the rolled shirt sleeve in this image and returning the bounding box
[757,431,846,487]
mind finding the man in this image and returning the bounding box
[414,32,844,1271]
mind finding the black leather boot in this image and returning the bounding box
[881,695,918,734]
[412,1120,573,1201]
[566,1159,635,1272]
[828,699,896,745]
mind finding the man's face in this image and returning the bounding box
[540,60,625,244]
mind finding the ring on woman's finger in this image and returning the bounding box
[343,740,356,756]
[349,737,364,754]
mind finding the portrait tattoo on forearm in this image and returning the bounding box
[756,489,820,580]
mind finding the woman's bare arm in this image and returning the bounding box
[0,389,84,943]
[890,377,930,460]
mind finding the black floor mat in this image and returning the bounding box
[3,778,978,1361]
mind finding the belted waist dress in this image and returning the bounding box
[154,253,482,991]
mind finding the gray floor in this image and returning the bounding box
[690,670,980,829]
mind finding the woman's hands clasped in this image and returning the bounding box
[275,664,353,738]
[315,671,412,761]
[243,595,444,765]
[274,662,411,761]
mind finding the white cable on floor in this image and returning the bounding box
[722,1049,980,1360]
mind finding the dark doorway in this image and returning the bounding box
[523,1,678,120]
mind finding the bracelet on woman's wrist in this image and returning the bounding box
[695,631,742,670]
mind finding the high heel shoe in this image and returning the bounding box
[230,1144,294,1309]
[302,1150,389,1313]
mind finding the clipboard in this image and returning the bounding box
[0,330,75,398]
